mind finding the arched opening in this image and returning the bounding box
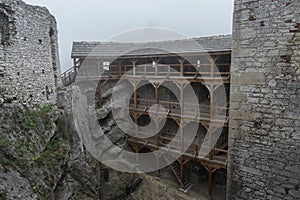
[190,82,210,105]
[158,118,179,147]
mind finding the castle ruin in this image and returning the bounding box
[0,0,61,106]
[0,0,299,199]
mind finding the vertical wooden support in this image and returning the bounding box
[152,82,161,147]
[167,65,171,78]
[152,58,159,76]
[73,58,78,72]
[155,61,158,76]
[131,80,140,162]
[209,85,214,160]
[177,58,185,76]
[117,60,122,77]
[156,119,159,147]
[203,166,217,199]
[155,85,159,106]
[209,56,219,78]
[209,85,214,119]
[133,81,138,109]
[180,157,184,184]
[135,116,139,144]
[180,123,184,153]
[180,85,184,116]
[210,58,214,78]
[131,59,137,76]
[143,64,146,77]
[203,84,215,160]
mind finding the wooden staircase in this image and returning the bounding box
[163,153,192,193]
[61,67,76,86]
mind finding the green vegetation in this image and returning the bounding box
[1,35,11,46]
[0,135,15,149]
[37,104,53,114]
[35,135,67,163]
[23,104,53,130]
[0,104,56,168]
[0,104,70,199]
[0,189,7,200]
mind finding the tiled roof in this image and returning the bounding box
[71,35,232,58]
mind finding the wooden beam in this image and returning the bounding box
[156,119,160,147]
[180,157,184,184]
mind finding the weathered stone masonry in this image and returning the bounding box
[0,0,61,106]
[228,0,300,199]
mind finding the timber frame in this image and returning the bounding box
[63,36,232,198]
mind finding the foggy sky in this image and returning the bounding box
[24,0,234,71]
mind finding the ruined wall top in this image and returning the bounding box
[0,0,62,106]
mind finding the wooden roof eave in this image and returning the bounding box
[71,50,232,60]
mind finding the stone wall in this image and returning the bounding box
[0,0,61,106]
[228,0,300,199]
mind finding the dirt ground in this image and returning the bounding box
[128,167,226,200]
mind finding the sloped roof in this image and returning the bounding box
[71,35,232,58]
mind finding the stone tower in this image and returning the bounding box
[228,0,300,199]
[0,0,61,106]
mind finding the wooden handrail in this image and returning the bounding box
[61,66,77,86]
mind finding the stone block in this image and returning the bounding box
[239,166,262,176]
[230,109,253,120]
[231,73,266,85]
[231,92,248,102]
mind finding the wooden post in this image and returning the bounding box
[155,84,159,106]
[156,119,159,147]
[211,59,214,78]
[180,123,184,153]
[180,157,184,185]
[73,58,78,72]
[118,60,122,77]
[178,58,184,77]
[131,59,137,76]
[153,58,159,76]
[209,85,213,119]
[134,81,137,109]
[180,84,184,116]
[154,83,160,147]
[209,85,214,160]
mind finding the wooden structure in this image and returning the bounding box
[63,35,232,197]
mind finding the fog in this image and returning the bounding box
[24,0,234,71]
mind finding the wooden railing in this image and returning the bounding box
[128,98,229,121]
[128,131,228,164]
[108,63,230,79]
[61,67,77,86]
[61,63,230,85]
